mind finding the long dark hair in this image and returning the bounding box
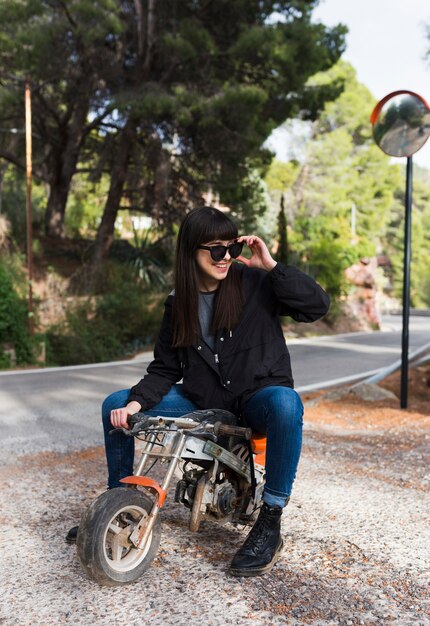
[172,206,244,347]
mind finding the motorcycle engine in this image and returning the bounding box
[214,481,237,517]
[175,467,239,521]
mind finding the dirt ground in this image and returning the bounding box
[304,363,430,432]
[0,366,429,625]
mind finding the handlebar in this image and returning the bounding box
[109,412,252,440]
[213,423,252,440]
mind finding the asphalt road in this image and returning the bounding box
[1,314,429,460]
[290,314,430,391]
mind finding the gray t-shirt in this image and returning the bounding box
[198,291,216,351]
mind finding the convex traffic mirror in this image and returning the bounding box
[370,90,430,157]
[370,90,430,408]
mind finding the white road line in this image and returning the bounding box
[296,368,383,393]
[292,340,400,354]
[0,353,154,376]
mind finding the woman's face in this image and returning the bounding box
[195,238,234,290]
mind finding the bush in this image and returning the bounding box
[46,266,165,366]
[0,261,33,367]
[109,229,174,291]
[0,170,46,243]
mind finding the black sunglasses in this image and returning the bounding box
[197,241,244,262]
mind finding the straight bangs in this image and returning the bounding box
[192,208,238,246]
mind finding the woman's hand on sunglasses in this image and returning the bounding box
[236,236,277,272]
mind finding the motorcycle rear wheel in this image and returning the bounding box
[77,487,161,586]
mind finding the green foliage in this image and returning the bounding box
[223,164,270,233]
[385,178,430,307]
[46,265,165,366]
[265,161,299,192]
[0,256,33,366]
[109,229,174,291]
[40,227,174,367]
[0,168,47,242]
[0,0,347,243]
[311,62,373,143]
[65,174,110,238]
[265,61,404,302]
[0,0,128,237]
[45,302,122,367]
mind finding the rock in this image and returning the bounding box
[344,257,382,329]
[349,383,398,402]
[305,382,398,407]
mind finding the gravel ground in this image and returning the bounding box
[1,389,429,625]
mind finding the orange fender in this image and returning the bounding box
[120,476,167,507]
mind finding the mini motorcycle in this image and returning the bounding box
[77,409,267,586]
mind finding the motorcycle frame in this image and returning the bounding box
[118,416,264,551]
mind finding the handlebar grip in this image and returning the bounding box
[127,412,147,426]
[214,422,252,440]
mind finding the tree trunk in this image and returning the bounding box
[92,117,136,266]
[151,149,171,220]
[44,180,71,237]
[144,0,156,72]
[44,95,90,238]
[91,0,156,264]
[133,0,144,56]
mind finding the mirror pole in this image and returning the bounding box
[25,76,34,337]
[401,155,413,409]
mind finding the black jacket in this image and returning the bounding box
[129,263,329,412]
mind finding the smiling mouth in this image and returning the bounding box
[214,263,229,270]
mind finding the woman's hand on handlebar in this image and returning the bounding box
[110,401,142,429]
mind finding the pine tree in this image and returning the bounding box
[0,0,347,252]
[277,194,288,265]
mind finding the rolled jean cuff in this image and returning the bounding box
[263,488,289,508]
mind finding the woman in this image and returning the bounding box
[67,206,329,577]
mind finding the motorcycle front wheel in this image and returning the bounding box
[77,487,161,586]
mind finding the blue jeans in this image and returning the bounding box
[102,384,303,508]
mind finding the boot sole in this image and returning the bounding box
[228,537,284,577]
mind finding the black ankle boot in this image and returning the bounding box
[65,526,79,544]
[229,503,283,577]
